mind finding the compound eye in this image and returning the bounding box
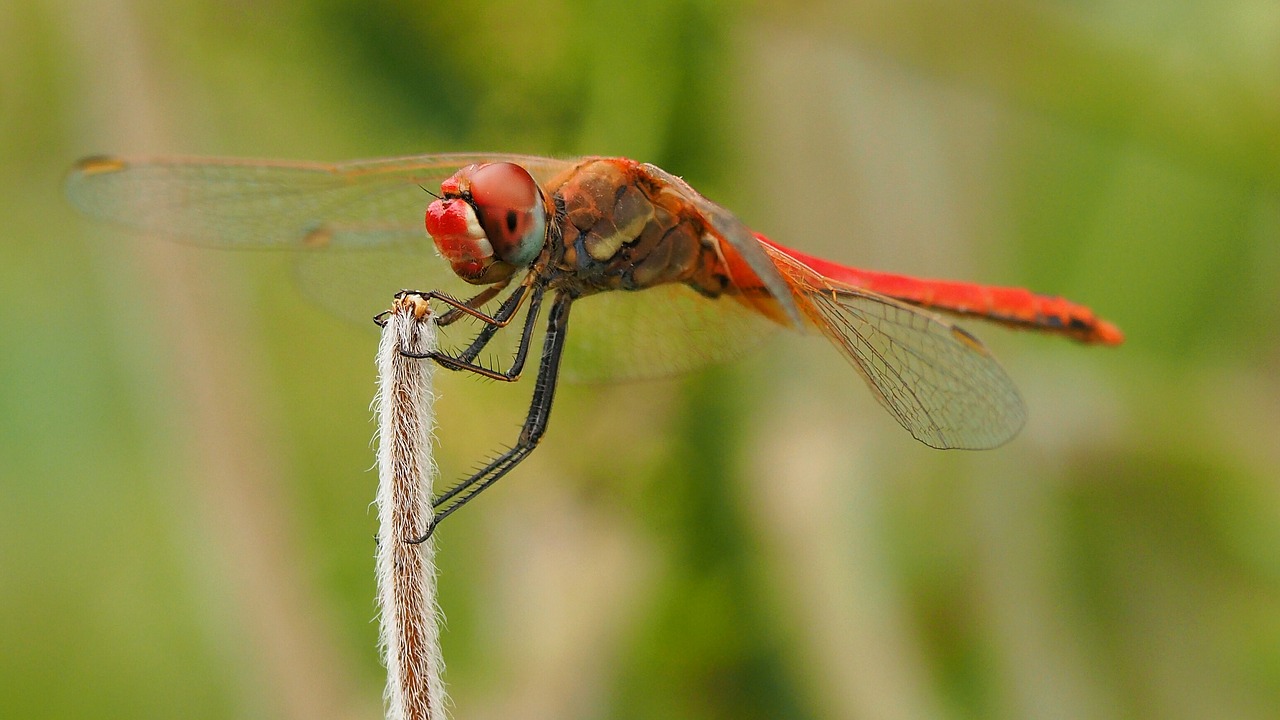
[467,162,547,267]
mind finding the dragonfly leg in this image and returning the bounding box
[435,279,512,328]
[403,283,545,382]
[376,284,528,331]
[449,280,537,365]
[407,290,573,542]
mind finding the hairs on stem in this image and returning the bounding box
[374,295,447,720]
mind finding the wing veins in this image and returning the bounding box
[809,287,1026,449]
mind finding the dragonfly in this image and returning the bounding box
[66,153,1123,537]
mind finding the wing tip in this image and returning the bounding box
[913,415,1027,450]
[70,155,128,178]
[949,325,992,356]
[65,155,130,215]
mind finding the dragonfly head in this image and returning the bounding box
[426,162,550,284]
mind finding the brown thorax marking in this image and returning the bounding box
[551,158,731,297]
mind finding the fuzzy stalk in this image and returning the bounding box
[374,295,446,720]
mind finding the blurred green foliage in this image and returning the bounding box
[3,1,1279,719]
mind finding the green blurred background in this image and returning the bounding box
[4,1,1279,718]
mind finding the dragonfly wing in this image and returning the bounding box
[294,245,781,380]
[65,153,578,249]
[291,243,464,326]
[807,287,1027,449]
[562,283,782,383]
[66,152,581,326]
[67,153,791,382]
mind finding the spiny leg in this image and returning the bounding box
[435,278,511,327]
[407,290,573,543]
[409,283,546,382]
[384,282,529,331]
[450,278,538,366]
[374,287,499,328]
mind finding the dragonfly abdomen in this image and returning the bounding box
[756,235,1123,345]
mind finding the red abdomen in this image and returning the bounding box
[756,236,1123,345]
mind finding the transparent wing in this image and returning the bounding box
[65,153,577,250]
[65,151,580,326]
[562,284,782,383]
[292,243,782,382]
[65,153,784,383]
[809,288,1026,449]
[292,243,454,324]
[759,244,1025,448]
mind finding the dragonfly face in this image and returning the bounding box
[426,162,551,284]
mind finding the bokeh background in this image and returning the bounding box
[4,1,1279,718]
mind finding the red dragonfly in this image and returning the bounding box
[67,153,1122,535]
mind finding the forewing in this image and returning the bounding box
[66,153,788,383]
[66,153,579,325]
[65,153,577,249]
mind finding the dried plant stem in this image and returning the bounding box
[375,295,447,720]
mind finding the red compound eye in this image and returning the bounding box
[466,162,547,267]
